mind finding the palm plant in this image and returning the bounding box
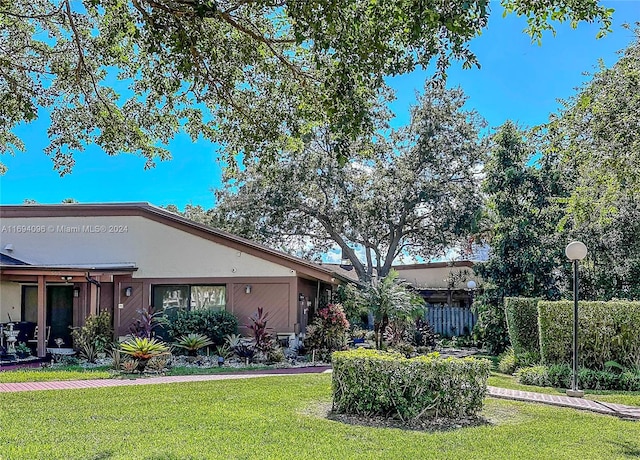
[365,269,425,348]
[174,333,214,356]
[120,337,170,372]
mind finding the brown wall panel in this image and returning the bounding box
[100,282,114,317]
[233,282,291,333]
[118,281,143,336]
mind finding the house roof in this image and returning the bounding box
[0,252,29,265]
[0,203,347,284]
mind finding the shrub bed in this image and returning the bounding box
[166,309,238,346]
[504,297,540,361]
[332,349,491,422]
[538,300,640,369]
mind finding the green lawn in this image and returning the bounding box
[1,374,639,459]
[0,366,111,383]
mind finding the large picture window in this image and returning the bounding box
[152,285,226,313]
[190,285,226,311]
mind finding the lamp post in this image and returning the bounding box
[565,241,587,398]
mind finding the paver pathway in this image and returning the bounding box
[1,367,638,420]
[487,386,640,420]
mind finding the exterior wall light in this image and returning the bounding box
[245,285,252,294]
[73,287,80,298]
[124,286,133,297]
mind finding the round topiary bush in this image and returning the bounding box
[332,349,491,422]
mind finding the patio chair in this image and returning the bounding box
[27,325,51,347]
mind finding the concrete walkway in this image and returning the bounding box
[1,367,638,420]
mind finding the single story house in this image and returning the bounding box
[0,203,345,357]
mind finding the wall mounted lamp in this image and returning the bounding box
[245,285,252,294]
[298,293,305,302]
[124,286,133,297]
[61,276,73,283]
[73,287,80,298]
[3,243,14,252]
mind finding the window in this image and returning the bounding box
[152,285,226,313]
[153,285,189,314]
[190,285,226,311]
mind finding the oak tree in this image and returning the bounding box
[0,0,613,174]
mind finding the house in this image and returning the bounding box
[0,203,345,357]
[327,261,480,337]
[395,262,479,337]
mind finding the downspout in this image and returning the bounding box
[86,273,101,316]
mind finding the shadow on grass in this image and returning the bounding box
[610,440,640,458]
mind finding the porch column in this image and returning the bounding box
[37,275,46,357]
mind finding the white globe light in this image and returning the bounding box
[565,241,587,261]
[467,280,477,290]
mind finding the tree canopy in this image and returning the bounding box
[0,0,613,174]
[213,82,486,281]
[541,26,640,225]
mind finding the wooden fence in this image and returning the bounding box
[426,304,476,337]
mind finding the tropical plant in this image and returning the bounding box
[304,303,350,359]
[79,343,99,364]
[120,337,170,372]
[174,333,214,357]
[224,334,256,364]
[15,342,31,357]
[128,306,167,339]
[246,308,274,354]
[364,270,425,348]
[71,312,114,361]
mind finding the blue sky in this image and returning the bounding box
[1,1,639,208]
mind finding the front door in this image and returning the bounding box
[47,286,74,348]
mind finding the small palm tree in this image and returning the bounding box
[174,333,214,356]
[120,337,170,372]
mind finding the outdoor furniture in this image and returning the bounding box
[28,325,51,347]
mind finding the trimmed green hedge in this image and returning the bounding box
[332,349,491,422]
[504,297,540,361]
[516,364,640,391]
[538,300,640,369]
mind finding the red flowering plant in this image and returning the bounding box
[304,303,350,360]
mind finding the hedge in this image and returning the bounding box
[538,300,640,370]
[165,309,238,346]
[504,297,540,361]
[331,349,491,422]
[516,364,640,391]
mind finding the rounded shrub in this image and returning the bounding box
[515,365,551,387]
[166,309,238,346]
[332,349,491,422]
[498,348,517,375]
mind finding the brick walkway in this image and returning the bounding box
[487,386,640,420]
[1,368,638,420]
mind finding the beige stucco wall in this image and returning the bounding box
[395,265,479,289]
[0,216,296,279]
[0,281,22,322]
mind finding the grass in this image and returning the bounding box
[167,364,272,376]
[0,365,111,383]
[1,373,639,459]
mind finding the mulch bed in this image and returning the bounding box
[327,410,489,432]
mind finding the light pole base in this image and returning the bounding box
[566,389,585,398]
